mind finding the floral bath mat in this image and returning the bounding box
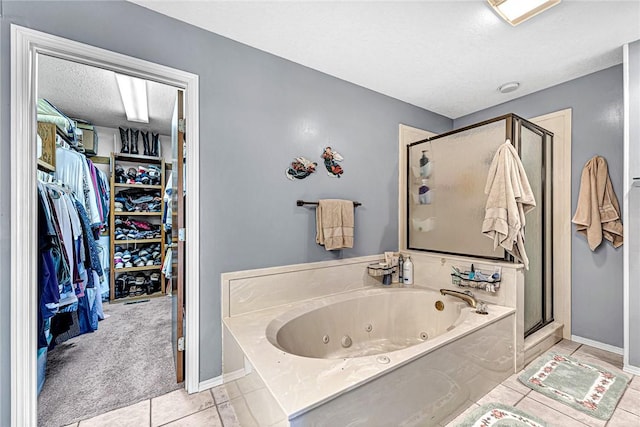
[518,352,630,420]
[455,403,548,426]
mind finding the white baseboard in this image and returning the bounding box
[571,335,624,355]
[623,364,640,376]
[223,367,249,383]
[198,365,251,392]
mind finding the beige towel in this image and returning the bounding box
[572,156,623,250]
[482,140,536,269]
[316,199,354,250]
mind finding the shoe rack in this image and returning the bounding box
[109,152,166,302]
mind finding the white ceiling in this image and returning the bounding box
[38,54,177,131]
[36,1,640,126]
[129,0,640,119]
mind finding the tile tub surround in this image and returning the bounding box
[221,253,526,374]
[67,340,638,426]
[223,287,516,424]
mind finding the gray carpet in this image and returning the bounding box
[38,296,182,427]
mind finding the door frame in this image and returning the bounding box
[531,108,572,340]
[10,25,201,426]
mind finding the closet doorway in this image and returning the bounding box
[11,25,200,427]
[35,55,185,426]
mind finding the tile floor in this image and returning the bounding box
[444,340,640,427]
[67,340,639,426]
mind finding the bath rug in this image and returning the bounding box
[518,352,630,420]
[455,403,548,426]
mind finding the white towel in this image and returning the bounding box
[482,140,536,269]
[316,199,354,250]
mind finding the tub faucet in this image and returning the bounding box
[440,289,477,309]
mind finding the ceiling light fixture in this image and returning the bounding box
[115,73,149,123]
[487,0,561,26]
[499,82,520,94]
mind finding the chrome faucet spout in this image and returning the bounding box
[439,289,477,309]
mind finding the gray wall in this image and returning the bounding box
[455,65,625,348]
[628,40,640,367]
[0,1,451,422]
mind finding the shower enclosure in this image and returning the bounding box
[407,114,553,337]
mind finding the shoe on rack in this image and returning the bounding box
[115,164,127,183]
[150,272,161,293]
[119,127,130,154]
[141,131,150,156]
[151,133,160,157]
[130,128,139,155]
[135,274,146,295]
[115,275,127,299]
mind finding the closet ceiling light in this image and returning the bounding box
[115,73,149,123]
[488,0,561,26]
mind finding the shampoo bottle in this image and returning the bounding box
[403,256,413,286]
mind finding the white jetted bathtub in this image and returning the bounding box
[268,289,468,359]
[224,287,516,426]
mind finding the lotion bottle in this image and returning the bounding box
[403,256,414,286]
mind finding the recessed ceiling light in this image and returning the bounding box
[488,0,561,26]
[115,73,149,123]
[499,82,520,94]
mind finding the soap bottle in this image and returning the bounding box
[398,254,404,283]
[419,151,431,178]
[403,256,414,286]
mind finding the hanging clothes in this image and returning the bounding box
[163,171,173,231]
[55,146,103,228]
[37,177,106,395]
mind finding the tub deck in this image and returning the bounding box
[223,287,515,422]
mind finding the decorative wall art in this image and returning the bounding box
[285,157,317,180]
[322,146,344,178]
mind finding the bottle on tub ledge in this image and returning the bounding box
[403,255,414,286]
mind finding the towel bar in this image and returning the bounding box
[296,200,361,207]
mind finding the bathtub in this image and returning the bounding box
[224,287,516,426]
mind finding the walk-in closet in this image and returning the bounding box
[35,55,184,427]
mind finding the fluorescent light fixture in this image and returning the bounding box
[488,0,561,26]
[115,73,149,123]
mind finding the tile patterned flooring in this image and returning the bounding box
[65,340,639,426]
[444,340,640,427]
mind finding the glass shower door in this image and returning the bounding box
[519,123,553,335]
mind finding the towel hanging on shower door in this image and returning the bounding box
[482,140,536,269]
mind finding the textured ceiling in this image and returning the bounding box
[129,0,640,118]
[37,54,177,132]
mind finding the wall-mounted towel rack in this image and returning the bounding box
[296,199,362,207]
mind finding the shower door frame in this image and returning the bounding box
[405,113,554,337]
